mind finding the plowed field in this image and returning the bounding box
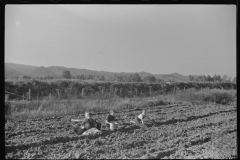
[5,102,237,159]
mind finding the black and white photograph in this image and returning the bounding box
[5,4,237,159]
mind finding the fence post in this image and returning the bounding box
[101,88,104,94]
[171,86,176,105]
[56,89,60,100]
[120,88,122,97]
[82,88,85,98]
[149,86,152,97]
[110,85,114,95]
[101,88,104,98]
[28,89,31,101]
[114,88,118,97]
[5,94,9,102]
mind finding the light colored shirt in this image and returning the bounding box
[138,113,145,121]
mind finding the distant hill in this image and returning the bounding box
[47,66,67,75]
[5,63,37,75]
[28,67,58,77]
[155,73,190,82]
[61,68,113,76]
[5,62,191,81]
[5,66,23,78]
[138,71,154,78]
[47,66,115,76]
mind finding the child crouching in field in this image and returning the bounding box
[130,109,149,125]
[72,111,101,135]
[105,110,118,131]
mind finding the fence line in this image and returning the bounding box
[5,91,28,99]
[5,83,236,101]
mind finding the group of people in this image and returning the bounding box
[71,109,149,135]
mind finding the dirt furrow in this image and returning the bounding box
[5,102,237,159]
[7,111,236,156]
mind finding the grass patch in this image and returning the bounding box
[173,88,236,104]
[5,89,236,121]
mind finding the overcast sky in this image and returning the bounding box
[5,5,236,78]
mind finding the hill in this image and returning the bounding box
[28,67,58,77]
[47,66,67,75]
[5,62,190,81]
[47,66,115,76]
[138,71,154,78]
[5,66,23,78]
[5,63,37,75]
[155,73,190,82]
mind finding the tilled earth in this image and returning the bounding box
[5,101,237,159]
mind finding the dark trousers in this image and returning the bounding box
[96,122,101,130]
[73,127,87,135]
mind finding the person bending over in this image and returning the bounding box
[72,111,101,135]
[131,109,149,125]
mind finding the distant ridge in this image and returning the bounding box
[5,66,23,78]
[5,63,37,75]
[28,67,58,77]
[5,62,191,81]
[154,73,189,82]
[5,62,37,69]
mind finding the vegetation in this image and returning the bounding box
[232,77,237,83]
[62,70,71,79]
[5,88,236,121]
[189,74,236,83]
[173,88,236,104]
[142,76,157,83]
[5,78,236,102]
[6,70,237,85]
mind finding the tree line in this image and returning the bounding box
[62,71,162,83]
[62,70,236,84]
[10,70,236,84]
[189,74,236,83]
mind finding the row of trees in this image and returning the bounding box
[106,73,163,83]
[63,71,237,84]
[189,74,236,83]
[62,71,164,83]
[14,71,236,84]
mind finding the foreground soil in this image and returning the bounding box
[5,101,237,159]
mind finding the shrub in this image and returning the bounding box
[173,88,236,104]
[210,89,235,104]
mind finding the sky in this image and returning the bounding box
[5,5,236,78]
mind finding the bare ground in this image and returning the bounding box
[5,101,237,159]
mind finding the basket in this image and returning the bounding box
[110,122,118,130]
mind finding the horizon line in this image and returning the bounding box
[5,62,232,77]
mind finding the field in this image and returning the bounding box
[5,100,237,159]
